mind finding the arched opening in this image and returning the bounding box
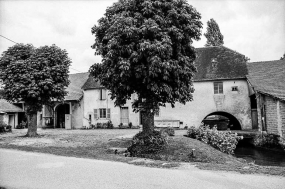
[55,104,70,128]
[202,111,241,130]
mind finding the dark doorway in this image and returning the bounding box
[56,104,70,128]
[202,111,242,130]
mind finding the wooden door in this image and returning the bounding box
[120,107,129,125]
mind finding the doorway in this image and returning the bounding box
[120,107,129,125]
[56,104,70,128]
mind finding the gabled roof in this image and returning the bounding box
[81,76,102,90]
[194,46,248,81]
[65,72,90,101]
[0,99,24,113]
[247,60,285,101]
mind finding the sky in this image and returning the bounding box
[0,0,284,74]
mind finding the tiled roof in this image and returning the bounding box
[65,72,90,101]
[247,60,285,101]
[81,76,102,90]
[194,46,248,81]
[0,99,24,113]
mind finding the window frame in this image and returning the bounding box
[214,82,223,94]
[99,89,106,100]
[99,108,107,118]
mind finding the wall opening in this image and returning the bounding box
[202,111,242,130]
[55,104,70,128]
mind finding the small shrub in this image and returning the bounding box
[107,121,114,129]
[102,122,108,129]
[0,123,11,133]
[118,123,123,129]
[253,133,282,149]
[160,127,175,136]
[128,122,133,128]
[96,123,103,129]
[186,125,242,154]
[279,137,285,150]
[127,130,168,157]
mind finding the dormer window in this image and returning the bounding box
[211,58,218,68]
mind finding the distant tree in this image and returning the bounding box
[204,18,224,47]
[90,0,202,133]
[281,53,285,60]
[0,44,71,137]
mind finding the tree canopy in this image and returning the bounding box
[0,43,71,136]
[90,0,202,132]
[204,18,224,47]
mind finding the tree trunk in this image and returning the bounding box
[26,113,38,137]
[141,110,154,133]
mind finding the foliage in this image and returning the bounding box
[186,125,242,154]
[107,121,114,129]
[204,18,224,47]
[96,122,103,129]
[0,44,71,114]
[128,122,133,128]
[127,130,168,157]
[0,123,11,133]
[0,43,71,136]
[160,127,175,136]
[253,133,283,149]
[89,0,203,130]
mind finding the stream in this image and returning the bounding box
[234,142,285,167]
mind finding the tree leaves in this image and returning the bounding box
[0,44,71,114]
[204,18,224,47]
[90,0,202,112]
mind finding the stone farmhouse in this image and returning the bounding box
[1,46,284,137]
[247,60,285,137]
[38,46,253,131]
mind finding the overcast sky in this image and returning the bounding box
[0,0,284,74]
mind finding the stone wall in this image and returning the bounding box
[263,96,285,137]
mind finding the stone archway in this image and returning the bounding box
[55,104,70,128]
[202,111,242,130]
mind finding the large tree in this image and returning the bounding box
[0,44,71,137]
[204,18,224,47]
[90,0,202,133]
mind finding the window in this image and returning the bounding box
[99,108,106,118]
[99,89,106,100]
[94,108,110,119]
[232,86,238,91]
[214,82,223,94]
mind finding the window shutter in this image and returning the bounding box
[94,109,98,119]
[107,109,111,119]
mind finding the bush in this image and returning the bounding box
[186,125,242,154]
[127,130,168,157]
[107,121,114,129]
[160,127,175,136]
[128,122,133,128]
[253,133,282,149]
[0,123,12,133]
[96,123,103,129]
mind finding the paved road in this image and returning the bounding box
[0,149,284,189]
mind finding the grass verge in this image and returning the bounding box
[0,128,284,176]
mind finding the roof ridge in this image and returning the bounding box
[248,60,284,64]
